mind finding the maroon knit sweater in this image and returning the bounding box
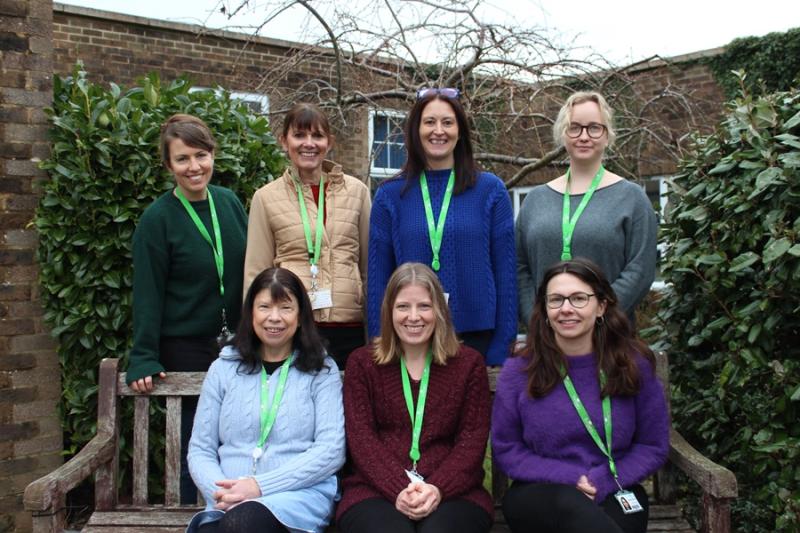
[336,344,493,521]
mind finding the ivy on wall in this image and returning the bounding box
[708,27,800,97]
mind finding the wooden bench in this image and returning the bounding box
[24,353,737,532]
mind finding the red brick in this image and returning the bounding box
[9,333,55,352]
[0,0,28,17]
[0,420,37,441]
[0,318,34,335]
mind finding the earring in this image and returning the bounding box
[595,316,605,326]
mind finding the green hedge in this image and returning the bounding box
[35,64,285,458]
[652,77,800,530]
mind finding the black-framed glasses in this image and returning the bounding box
[545,292,595,309]
[566,122,607,139]
[416,88,461,100]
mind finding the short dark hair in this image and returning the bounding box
[400,94,477,195]
[518,257,655,397]
[232,267,327,374]
[160,114,216,167]
[281,102,333,141]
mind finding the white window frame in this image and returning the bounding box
[511,185,536,221]
[641,175,671,292]
[368,108,406,179]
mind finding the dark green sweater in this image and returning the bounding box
[127,185,247,384]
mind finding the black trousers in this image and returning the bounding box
[317,324,365,369]
[159,336,219,505]
[197,501,288,533]
[339,497,492,533]
[459,330,493,360]
[502,482,649,533]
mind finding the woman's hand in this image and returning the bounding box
[212,477,262,511]
[576,475,597,500]
[129,372,167,393]
[395,482,442,520]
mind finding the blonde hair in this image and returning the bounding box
[373,263,460,365]
[552,91,616,148]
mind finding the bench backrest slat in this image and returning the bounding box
[165,396,183,506]
[133,395,150,506]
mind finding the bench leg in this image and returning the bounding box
[702,494,732,533]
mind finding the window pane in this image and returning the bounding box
[373,143,388,168]
[373,115,388,142]
[389,144,406,168]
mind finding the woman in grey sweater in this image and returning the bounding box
[516,91,657,324]
[187,267,345,533]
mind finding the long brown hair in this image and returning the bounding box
[373,263,460,365]
[400,94,477,195]
[519,258,654,397]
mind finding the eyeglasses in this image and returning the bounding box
[416,88,461,100]
[566,123,607,139]
[545,292,595,309]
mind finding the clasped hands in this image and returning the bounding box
[212,477,262,511]
[395,482,442,520]
[576,474,597,500]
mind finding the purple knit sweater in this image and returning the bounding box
[491,352,669,503]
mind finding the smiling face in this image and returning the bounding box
[281,125,331,183]
[563,100,609,165]
[252,289,299,361]
[419,98,459,170]
[545,273,606,355]
[392,283,436,354]
[167,138,214,201]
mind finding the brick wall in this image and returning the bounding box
[52,2,384,180]
[0,0,61,531]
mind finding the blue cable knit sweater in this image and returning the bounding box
[367,169,517,365]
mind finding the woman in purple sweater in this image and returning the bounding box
[492,258,668,533]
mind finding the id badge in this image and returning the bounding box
[614,490,643,514]
[404,469,425,483]
[308,288,333,310]
[443,292,450,304]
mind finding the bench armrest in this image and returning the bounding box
[668,427,738,499]
[24,430,116,514]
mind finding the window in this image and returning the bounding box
[189,87,269,115]
[230,91,269,115]
[641,176,671,291]
[511,186,536,221]
[369,109,406,178]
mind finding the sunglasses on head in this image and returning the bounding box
[416,88,461,100]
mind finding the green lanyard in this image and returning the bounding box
[400,350,433,471]
[420,170,454,272]
[252,354,294,467]
[296,175,325,279]
[561,165,605,261]
[562,370,622,485]
[175,187,225,296]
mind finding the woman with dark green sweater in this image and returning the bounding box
[125,114,247,503]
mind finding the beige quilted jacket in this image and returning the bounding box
[243,160,371,323]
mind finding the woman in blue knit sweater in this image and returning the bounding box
[187,267,345,533]
[367,88,517,365]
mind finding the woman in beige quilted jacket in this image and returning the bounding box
[244,103,371,369]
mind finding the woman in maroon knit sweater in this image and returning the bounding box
[338,263,492,533]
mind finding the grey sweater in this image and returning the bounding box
[516,180,658,323]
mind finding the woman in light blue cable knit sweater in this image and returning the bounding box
[187,267,345,533]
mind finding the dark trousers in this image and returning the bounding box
[197,501,288,533]
[502,482,649,533]
[160,336,219,505]
[339,497,492,533]
[459,330,493,361]
[317,324,365,369]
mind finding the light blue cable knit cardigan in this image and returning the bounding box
[187,346,345,533]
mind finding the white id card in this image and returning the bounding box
[405,469,425,483]
[614,490,644,514]
[444,293,450,304]
[308,288,333,310]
